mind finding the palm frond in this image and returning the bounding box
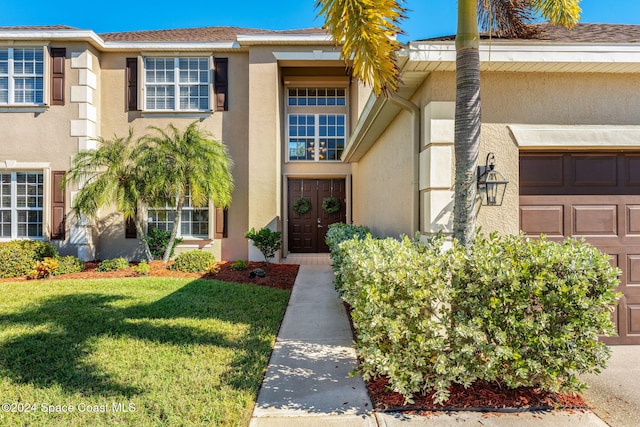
[316,0,406,96]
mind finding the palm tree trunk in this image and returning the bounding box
[453,0,481,247]
[163,197,184,264]
[134,204,153,261]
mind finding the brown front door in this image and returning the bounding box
[520,153,640,344]
[288,178,346,253]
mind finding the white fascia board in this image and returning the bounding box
[103,41,240,51]
[408,41,640,64]
[237,34,333,44]
[0,30,241,51]
[273,51,342,61]
[0,30,101,45]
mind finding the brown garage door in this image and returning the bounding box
[520,152,640,344]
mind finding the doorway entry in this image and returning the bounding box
[288,178,346,253]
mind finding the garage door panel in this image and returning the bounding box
[626,206,640,235]
[627,255,640,287]
[625,155,640,186]
[520,205,564,236]
[573,155,617,187]
[572,205,618,236]
[520,155,564,187]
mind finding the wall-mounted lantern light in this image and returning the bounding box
[477,152,509,206]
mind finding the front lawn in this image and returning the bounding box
[0,277,290,426]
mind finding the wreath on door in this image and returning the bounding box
[293,197,312,216]
[322,196,341,214]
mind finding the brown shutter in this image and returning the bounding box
[125,216,137,239]
[126,58,138,111]
[51,171,65,240]
[214,58,228,111]
[214,207,228,239]
[50,48,65,106]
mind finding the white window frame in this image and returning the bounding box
[0,171,45,239]
[286,86,348,162]
[146,194,211,240]
[0,47,45,106]
[143,57,211,112]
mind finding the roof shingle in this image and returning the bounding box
[99,26,327,42]
[420,23,640,44]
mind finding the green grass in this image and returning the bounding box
[0,277,290,426]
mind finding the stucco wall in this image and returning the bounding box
[352,108,415,238]
[96,51,250,261]
[477,71,640,236]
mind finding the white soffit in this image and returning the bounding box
[509,124,640,148]
[405,42,640,73]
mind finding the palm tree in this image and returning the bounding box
[141,121,234,263]
[317,0,581,246]
[63,130,154,261]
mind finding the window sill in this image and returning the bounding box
[0,105,48,113]
[178,239,213,249]
[140,110,213,119]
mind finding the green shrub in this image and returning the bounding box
[245,227,282,263]
[146,227,183,260]
[230,259,249,271]
[132,259,151,276]
[27,257,59,280]
[52,255,85,276]
[0,240,58,278]
[338,234,461,403]
[170,251,217,273]
[449,233,620,396]
[97,257,130,272]
[325,223,373,292]
[337,233,620,404]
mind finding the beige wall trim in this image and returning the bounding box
[273,51,341,61]
[509,124,640,149]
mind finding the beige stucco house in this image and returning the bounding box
[347,23,640,344]
[0,25,368,263]
[2,23,640,342]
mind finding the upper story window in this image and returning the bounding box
[144,57,210,111]
[0,48,44,105]
[287,87,347,162]
[0,172,44,239]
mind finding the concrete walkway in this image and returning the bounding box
[250,265,611,427]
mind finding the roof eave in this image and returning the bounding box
[237,34,333,46]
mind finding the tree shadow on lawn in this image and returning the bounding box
[0,279,285,398]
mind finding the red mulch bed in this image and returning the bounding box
[2,261,299,290]
[367,376,587,414]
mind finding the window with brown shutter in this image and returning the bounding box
[214,58,228,111]
[51,171,66,240]
[50,48,65,106]
[214,207,228,239]
[125,216,137,239]
[126,58,138,111]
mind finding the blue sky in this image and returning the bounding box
[3,0,640,42]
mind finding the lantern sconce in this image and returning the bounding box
[477,153,509,206]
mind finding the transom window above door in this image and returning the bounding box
[286,87,347,162]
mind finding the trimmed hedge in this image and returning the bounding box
[334,232,620,404]
[325,223,372,292]
[0,240,58,278]
[53,255,85,276]
[97,257,130,272]
[170,250,217,273]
